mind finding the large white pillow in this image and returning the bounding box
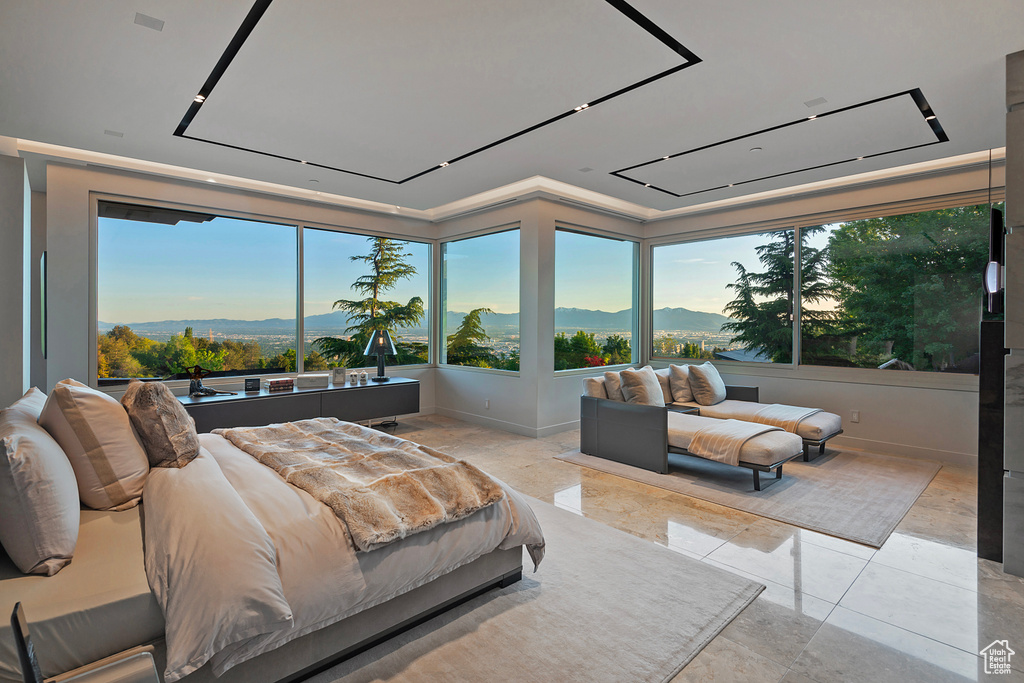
[602,368,634,402]
[0,390,80,575]
[687,362,727,406]
[619,366,666,407]
[39,379,149,510]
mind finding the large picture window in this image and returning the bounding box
[97,203,297,379]
[304,229,430,369]
[800,204,992,372]
[652,230,796,363]
[554,229,637,370]
[441,230,520,370]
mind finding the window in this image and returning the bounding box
[303,229,430,369]
[97,203,297,379]
[441,230,520,370]
[652,230,796,363]
[800,203,992,372]
[554,229,637,370]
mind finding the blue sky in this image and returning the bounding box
[98,215,795,324]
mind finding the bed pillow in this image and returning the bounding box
[0,405,80,575]
[653,368,674,404]
[603,368,634,402]
[668,364,695,403]
[9,387,47,418]
[619,366,666,407]
[582,377,608,399]
[121,381,200,468]
[688,362,727,406]
[39,379,149,510]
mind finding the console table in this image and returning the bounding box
[179,377,420,433]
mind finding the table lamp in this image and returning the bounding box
[364,329,397,382]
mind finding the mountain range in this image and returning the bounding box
[99,306,731,338]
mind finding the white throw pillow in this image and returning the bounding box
[653,368,674,404]
[687,362,727,406]
[618,366,666,407]
[603,368,634,402]
[9,386,47,418]
[39,379,150,510]
[0,395,80,575]
[668,364,694,403]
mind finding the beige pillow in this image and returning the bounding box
[121,381,201,468]
[653,368,674,404]
[603,368,634,402]
[668,364,695,403]
[582,377,608,399]
[619,366,666,407]
[9,386,47,418]
[39,379,149,510]
[688,362,727,406]
[0,402,80,575]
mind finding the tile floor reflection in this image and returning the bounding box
[391,415,1024,682]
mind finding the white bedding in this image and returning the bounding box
[144,432,545,682]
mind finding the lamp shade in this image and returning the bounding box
[363,329,397,357]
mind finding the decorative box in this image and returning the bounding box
[296,373,330,389]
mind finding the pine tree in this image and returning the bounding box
[446,308,496,366]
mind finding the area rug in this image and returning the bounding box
[310,496,763,683]
[556,449,940,548]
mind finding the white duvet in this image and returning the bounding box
[143,433,545,683]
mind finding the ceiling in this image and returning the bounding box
[1,0,1021,212]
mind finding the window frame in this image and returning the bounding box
[91,195,433,389]
[553,224,640,373]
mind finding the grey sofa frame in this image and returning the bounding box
[580,385,801,491]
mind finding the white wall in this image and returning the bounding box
[0,156,29,406]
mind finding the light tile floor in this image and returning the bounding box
[389,414,1024,683]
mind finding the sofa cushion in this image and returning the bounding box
[688,362,727,406]
[8,387,47,419]
[39,379,149,510]
[0,393,80,576]
[582,377,608,399]
[653,368,674,404]
[602,368,634,402]
[619,367,666,407]
[121,381,200,468]
[668,364,694,403]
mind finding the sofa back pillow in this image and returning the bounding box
[121,380,200,468]
[0,401,80,575]
[668,364,695,403]
[619,366,666,407]
[582,377,608,399]
[9,387,47,418]
[39,379,149,510]
[653,368,674,404]
[603,368,634,402]
[688,362,727,406]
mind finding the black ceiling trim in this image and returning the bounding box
[173,0,701,185]
[612,88,948,198]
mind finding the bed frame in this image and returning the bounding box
[171,546,523,683]
[580,385,803,491]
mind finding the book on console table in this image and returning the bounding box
[264,378,294,392]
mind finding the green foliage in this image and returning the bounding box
[446,308,498,366]
[602,335,632,365]
[554,330,631,370]
[315,237,426,368]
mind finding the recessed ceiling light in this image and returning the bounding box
[925,115,936,121]
[749,146,763,153]
[300,160,308,164]
[856,156,864,160]
[663,156,670,160]
[194,95,205,103]
[574,104,590,112]
[644,183,651,187]
[439,161,450,167]
[309,179,319,183]
[578,167,593,173]
[103,129,124,138]
[807,115,817,120]
[727,184,734,187]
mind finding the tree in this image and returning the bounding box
[447,308,497,367]
[722,228,834,363]
[315,237,425,368]
[825,204,988,370]
[602,334,631,365]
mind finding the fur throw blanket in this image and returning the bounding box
[213,418,505,551]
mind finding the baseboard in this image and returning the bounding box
[831,434,976,468]
[536,419,580,438]
[434,407,538,437]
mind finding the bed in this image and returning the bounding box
[0,383,544,683]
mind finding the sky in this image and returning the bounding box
[98,214,818,326]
